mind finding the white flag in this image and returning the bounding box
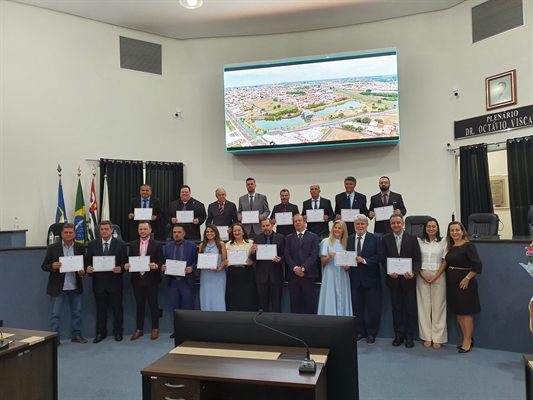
[101,175,110,222]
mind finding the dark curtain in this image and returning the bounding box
[145,161,184,239]
[100,158,144,242]
[459,144,494,225]
[507,135,533,236]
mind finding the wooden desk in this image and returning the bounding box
[141,341,329,400]
[0,327,58,400]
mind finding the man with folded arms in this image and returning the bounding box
[85,220,128,343]
[41,223,87,344]
[125,221,164,341]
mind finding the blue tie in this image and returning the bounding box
[104,242,109,256]
[266,235,271,245]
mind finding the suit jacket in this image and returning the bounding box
[369,191,407,234]
[41,242,86,296]
[334,191,368,236]
[284,230,319,280]
[238,192,270,235]
[85,238,128,293]
[346,232,384,288]
[128,239,164,287]
[250,232,285,284]
[206,200,238,227]
[166,197,207,241]
[381,231,421,290]
[128,196,164,240]
[301,197,334,240]
[270,202,299,237]
[163,240,198,287]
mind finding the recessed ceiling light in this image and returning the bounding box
[179,0,203,10]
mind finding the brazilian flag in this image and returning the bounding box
[74,179,87,243]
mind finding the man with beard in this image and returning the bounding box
[270,189,299,237]
[368,176,406,236]
[167,185,206,242]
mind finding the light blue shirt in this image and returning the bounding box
[62,241,77,291]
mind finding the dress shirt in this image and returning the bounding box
[312,197,321,209]
[346,193,353,208]
[417,238,447,271]
[62,241,77,290]
[142,197,151,208]
[139,238,150,275]
[102,239,111,254]
[394,233,403,253]
[294,230,307,271]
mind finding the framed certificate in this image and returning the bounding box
[165,259,187,276]
[334,251,357,267]
[92,256,115,272]
[227,250,248,266]
[128,256,150,272]
[256,244,277,261]
[386,258,412,275]
[275,212,293,226]
[176,210,194,223]
[134,208,153,221]
[241,211,259,224]
[341,209,360,222]
[197,253,219,269]
[306,209,324,223]
[374,205,394,222]
[59,255,83,273]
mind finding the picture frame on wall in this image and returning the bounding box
[486,69,517,111]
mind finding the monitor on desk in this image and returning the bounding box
[174,310,359,400]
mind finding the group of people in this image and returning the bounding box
[42,176,482,353]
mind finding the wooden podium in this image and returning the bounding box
[141,341,329,400]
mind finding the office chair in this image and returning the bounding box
[45,223,65,244]
[404,215,431,238]
[467,213,499,239]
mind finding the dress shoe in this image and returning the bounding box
[367,335,376,345]
[457,337,474,349]
[458,346,472,353]
[151,329,159,340]
[92,334,106,344]
[130,330,144,341]
[392,337,404,347]
[405,339,415,348]
[356,334,367,342]
[71,336,88,344]
[114,333,123,342]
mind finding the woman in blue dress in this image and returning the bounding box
[317,220,353,316]
[199,224,228,311]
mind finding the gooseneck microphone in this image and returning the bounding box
[254,309,316,373]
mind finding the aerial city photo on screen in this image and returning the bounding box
[224,51,399,152]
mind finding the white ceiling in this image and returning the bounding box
[11,0,465,40]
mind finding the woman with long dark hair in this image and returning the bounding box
[198,225,227,311]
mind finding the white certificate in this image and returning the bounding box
[374,205,394,222]
[275,212,293,226]
[217,226,229,241]
[128,256,150,272]
[92,256,116,272]
[59,255,83,273]
[306,209,324,223]
[256,244,277,261]
[227,250,248,266]
[334,251,357,267]
[165,259,186,276]
[197,253,218,269]
[176,210,194,223]
[387,258,413,275]
[241,210,259,224]
[134,208,153,221]
[341,209,360,222]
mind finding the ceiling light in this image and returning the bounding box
[179,0,203,9]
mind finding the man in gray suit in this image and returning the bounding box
[238,177,270,237]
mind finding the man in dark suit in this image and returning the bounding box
[346,215,384,345]
[238,177,270,237]
[301,184,335,241]
[335,176,368,236]
[125,221,164,341]
[381,214,421,348]
[41,223,87,344]
[284,215,319,314]
[85,220,128,343]
[166,185,206,242]
[270,188,300,237]
[369,176,407,236]
[127,184,164,240]
[250,219,285,313]
[206,188,238,229]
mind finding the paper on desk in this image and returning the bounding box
[520,262,533,277]
[1,333,14,339]
[20,336,45,345]
[170,346,280,360]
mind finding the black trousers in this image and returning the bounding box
[94,290,123,335]
[257,280,283,313]
[351,284,382,336]
[288,277,315,314]
[389,286,417,339]
[133,284,159,330]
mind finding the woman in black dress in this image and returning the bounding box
[444,221,482,353]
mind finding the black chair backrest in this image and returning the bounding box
[405,215,431,238]
[46,223,65,244]
[94,224,122,240]
[467,213,499,238]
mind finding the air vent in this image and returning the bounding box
[472,0,523,43]
[119,36,162,75]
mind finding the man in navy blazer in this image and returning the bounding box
[368,176,407,235]
[162,224,198,314]
[127,184,164,240]
[284,215,319,314]
[301,184,335,241]
[238,177,270,237]
[381,214,421,348]
[346,215,384,345]
[85,220,128,343]
[335,176,368,236]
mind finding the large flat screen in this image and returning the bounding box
[224,50,399,153]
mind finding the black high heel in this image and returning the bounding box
[457,337,474,349]
[458,346,471,353]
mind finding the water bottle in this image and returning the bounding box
[48,231,54,245]
[113,229,118,239]
[14,217,19,230]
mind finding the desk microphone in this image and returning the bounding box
[253,310,316,373]
[0,331,13,351]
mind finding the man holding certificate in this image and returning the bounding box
[126,221,164,341]
[368,176,407,236]
[206,188,238,230]
[250,219,285,313]
[127,184,164,240]
[85,220,128,343]
[302,184,335,240]
[41,223,87,344]
[382,214,421,348]
[270,189,299,237]
[166,185,206,242]
[334,176,368,236]
[237,177,270,237]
